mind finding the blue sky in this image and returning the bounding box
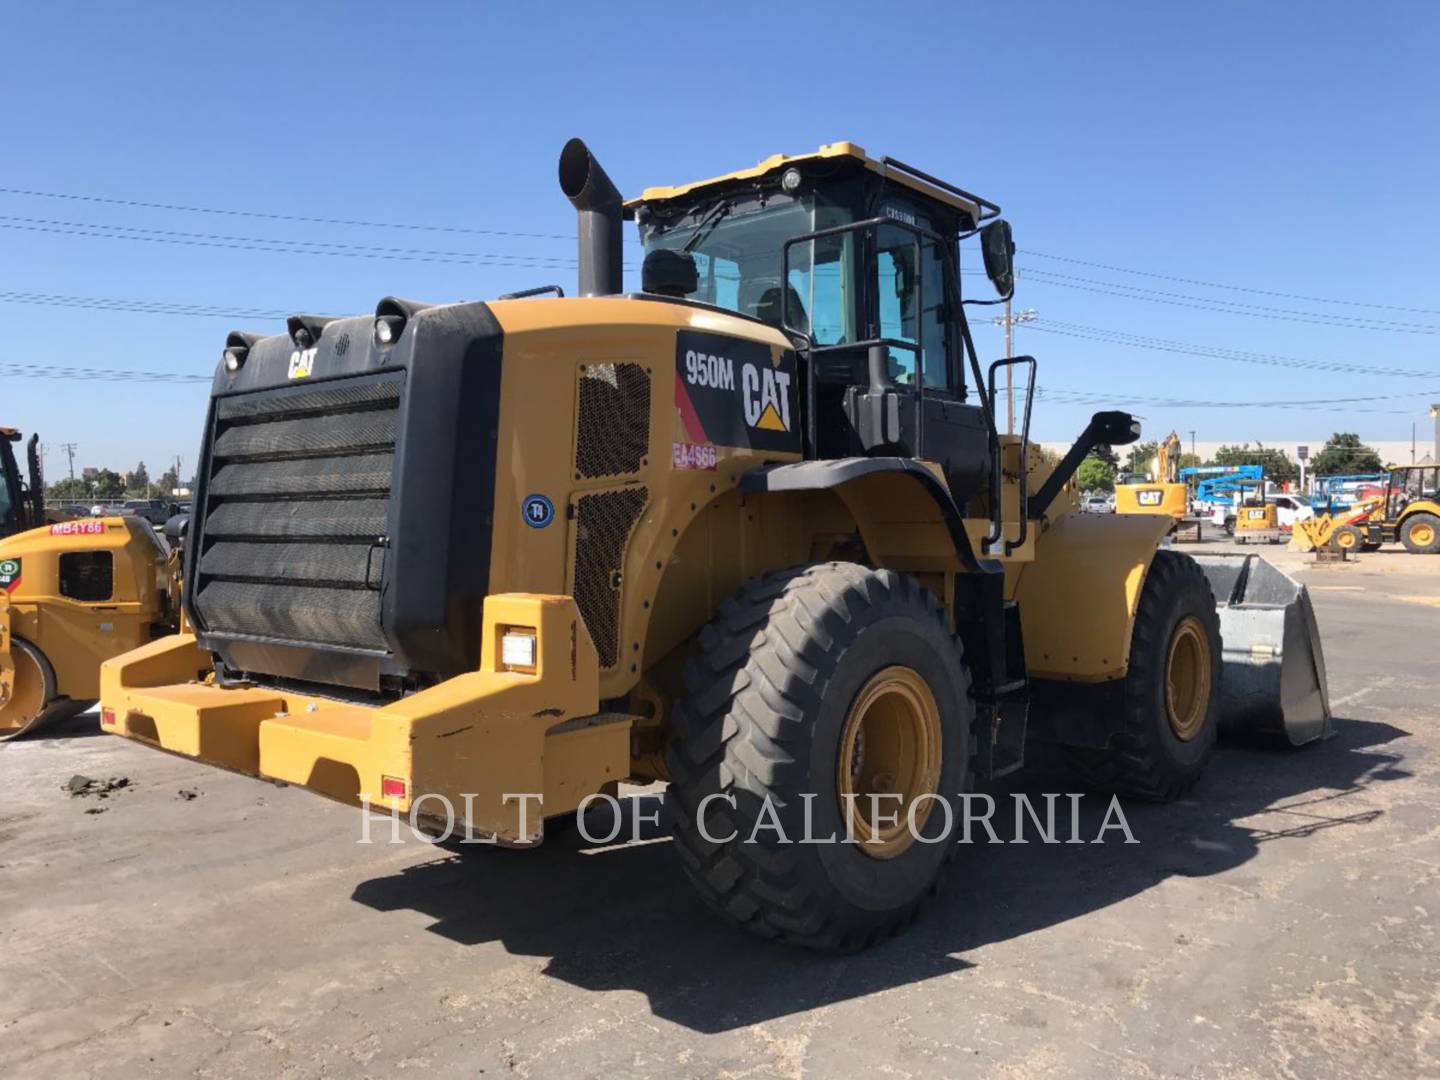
[3,0,1438,478]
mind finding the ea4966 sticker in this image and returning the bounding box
[672,441,717,471]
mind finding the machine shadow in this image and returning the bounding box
[350,716,1408,1034]
[14,701,103,741]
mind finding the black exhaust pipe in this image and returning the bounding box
[558,138,623,297]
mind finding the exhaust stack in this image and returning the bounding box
[559,138,624,297]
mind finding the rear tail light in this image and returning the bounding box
[380,776,407,799]
[100,708,117,727]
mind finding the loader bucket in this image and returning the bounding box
[1190,553,1332,746]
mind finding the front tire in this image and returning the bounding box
[1329,525,1363,553]
[1401,513,1440,554]
[1063,551,1222,801]
[666,563,973,951]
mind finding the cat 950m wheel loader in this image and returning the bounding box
[101,139,1331,950]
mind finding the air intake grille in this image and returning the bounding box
[193,375,401,652]
[575,363,650,479]
[573,486,647,668]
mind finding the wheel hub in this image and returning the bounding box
[1165,616,1212,741]
[837,666,943,859]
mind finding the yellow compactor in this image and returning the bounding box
[1,516,182,739]
[99,140,1331,950]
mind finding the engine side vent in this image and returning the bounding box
[575,363,650,479]
[572,486,647,668]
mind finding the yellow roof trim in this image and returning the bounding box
[627,141,983,219]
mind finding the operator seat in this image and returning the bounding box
[755,284,807,334]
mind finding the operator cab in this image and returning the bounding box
[0,428,43,540]
[628,143,1020,512]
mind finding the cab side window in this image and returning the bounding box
[59,551,113,602]
[919,240,953,392]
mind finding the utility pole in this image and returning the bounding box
[990,305,1037,433]
[59,442,78,482]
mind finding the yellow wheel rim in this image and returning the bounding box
[1412,522,1436,547]
[1165,617,1212,742]
[1336,530,1358,550]
[0,644,48,740]
[836,665,943,860]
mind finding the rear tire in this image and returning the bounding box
[666,563,973,951]
[1401,512,1440,554]
[1063,551,1222,801]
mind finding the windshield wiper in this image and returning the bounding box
[682,198,734,254]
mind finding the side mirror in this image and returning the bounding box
[980,219,1015,298]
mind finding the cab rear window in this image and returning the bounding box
[59,551,113,602]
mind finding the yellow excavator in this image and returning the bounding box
[97,139,1331,950]
[1115,430,1205,539]
[1116,430,1187,517]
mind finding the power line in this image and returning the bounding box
[0,290,293,321]
[1026,320,1438,378]
[1020,248,1440,317]
[0,361,209,384]
[1035,384,1437,414]
[0,184,577,242]
[0,214,599,269]
[1018,267,1440,334]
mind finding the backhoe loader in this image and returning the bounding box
[100,140,1331,950]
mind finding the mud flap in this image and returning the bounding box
[1191,554,1332,746]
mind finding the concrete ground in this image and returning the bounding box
[2,538,1437,1078]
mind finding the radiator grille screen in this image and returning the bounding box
[573,486,647,668]
[575,363,650,479]
[193,376,401,651]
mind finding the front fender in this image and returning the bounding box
[1013,511,1171,681]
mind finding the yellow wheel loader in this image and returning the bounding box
[100,140,1331,950]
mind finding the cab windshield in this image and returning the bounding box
[638,194,859,346]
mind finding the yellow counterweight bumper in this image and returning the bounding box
[99,595,630,844]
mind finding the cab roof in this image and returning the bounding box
[626,141,998,224]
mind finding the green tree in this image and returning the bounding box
[1124,440,1159,476]
[1177,452,1203,471]
[158,464,180,495]
[1076,455,1116,492]
[130,461,150,495]
[1309,432,1386,476]
[1212,443,1299,484]
[1087,444,1120,471]
[92,468,124,499]
[48,477,88,502]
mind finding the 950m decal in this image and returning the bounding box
[674,331,798,455]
